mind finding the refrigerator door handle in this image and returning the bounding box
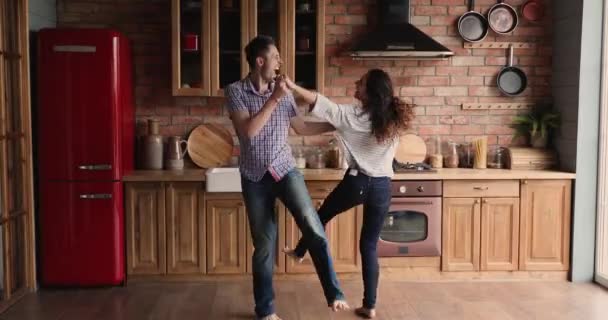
[79,193,112,199]
[78,164,112,170]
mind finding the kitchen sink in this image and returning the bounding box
[205,167,242,192]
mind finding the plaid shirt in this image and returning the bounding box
[225,77,298,182]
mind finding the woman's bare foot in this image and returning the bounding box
[329,299,350,312]
[355,307,376,319]
[282,247,304,263]
[257,313,282,320]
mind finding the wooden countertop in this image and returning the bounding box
[123,168,576,182]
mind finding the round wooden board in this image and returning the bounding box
[395,134,427,164]
[187,124,234,168]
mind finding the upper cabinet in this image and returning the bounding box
[172,0,212,96]
[172,0,325,96]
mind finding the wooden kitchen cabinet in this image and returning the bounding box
[442,194,519,271]
[172,0,325,96]
[166,183,206,274]
[126,182,207,276]
[519,180,572,271]
[125,183,167,275]
[480,198,519,271]
[171,0,212,95]
[206,197,248,274]
[442,198,480,272]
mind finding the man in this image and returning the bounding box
[225,35,349,320]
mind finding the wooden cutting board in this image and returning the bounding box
[187,124,234,168]
[395,133,427,164]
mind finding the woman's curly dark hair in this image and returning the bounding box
[361,69,415,144]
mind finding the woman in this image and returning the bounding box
[283,69,414,318]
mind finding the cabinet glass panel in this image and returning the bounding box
[9,216,25,294]
[0,223,4,301]
[294,0,317,90]
[7,139,23,213]
[257,0,279,41]
[179,0,203,89]
[219,0,243,88]
[6,59,22,136]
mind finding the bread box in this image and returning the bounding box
[505,147,558,170]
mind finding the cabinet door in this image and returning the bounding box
[206,198,247,274]
[166,183,205,274]
[125,183,166,275]
[520,180,572,271]
[480,198,519,271]
[285,199,361,273]
[442,198,480,271]
[171,0,212,95]
[210,0,251,95]
[286,0,325,93]
[246,202,285,274]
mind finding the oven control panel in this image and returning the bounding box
[391,180,441,197]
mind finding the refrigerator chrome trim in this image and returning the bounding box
[53,45,97,53]
[79,194,113,199]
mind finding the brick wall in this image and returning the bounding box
[57,0,552,162]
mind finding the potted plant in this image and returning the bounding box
[510,105,561,148]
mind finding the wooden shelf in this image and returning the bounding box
[464,42,536,49]
[461,103,536,110]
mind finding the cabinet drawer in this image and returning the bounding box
[443,180,519,198]
[306,181,338,197]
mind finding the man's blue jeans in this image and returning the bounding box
[241,169,345,318]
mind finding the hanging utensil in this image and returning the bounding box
[521,0,545,22]
[458,0,489,42]
[488,0,519,35]
[496,45,527,96]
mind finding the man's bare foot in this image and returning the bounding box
[283,247,304,263]
[329,299,350,312]
[257,313,282,320]
[355,307,376,319]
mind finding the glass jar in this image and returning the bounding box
[307,149,326,169]
[487,146,505,169]
[458,142,474,168]
[444,142,459,168]
[429,136,443,168]
[294,148,306,169]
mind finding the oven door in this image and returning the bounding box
[377,197,442,257]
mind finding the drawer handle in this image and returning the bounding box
[474,199,480,204]
[79,193,112,199]
[473,186,489,190]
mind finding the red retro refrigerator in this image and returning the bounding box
[37,29,134,285]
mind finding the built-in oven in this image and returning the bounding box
[377,180,442,257]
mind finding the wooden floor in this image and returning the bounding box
[1,279,607,320]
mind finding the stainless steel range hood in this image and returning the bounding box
[349,0,454,60]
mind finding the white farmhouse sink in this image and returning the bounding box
[205,167,242,192]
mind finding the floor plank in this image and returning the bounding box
[1,279,607,320]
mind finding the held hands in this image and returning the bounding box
[270,75,291,101]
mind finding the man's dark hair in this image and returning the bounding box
[245,35,276,70]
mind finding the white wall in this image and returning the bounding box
[29,0,56,31]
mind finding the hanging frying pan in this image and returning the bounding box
[497,45,527,96]
[458,0,488,42]
[521,0,545,22]
[488,0,518,34]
